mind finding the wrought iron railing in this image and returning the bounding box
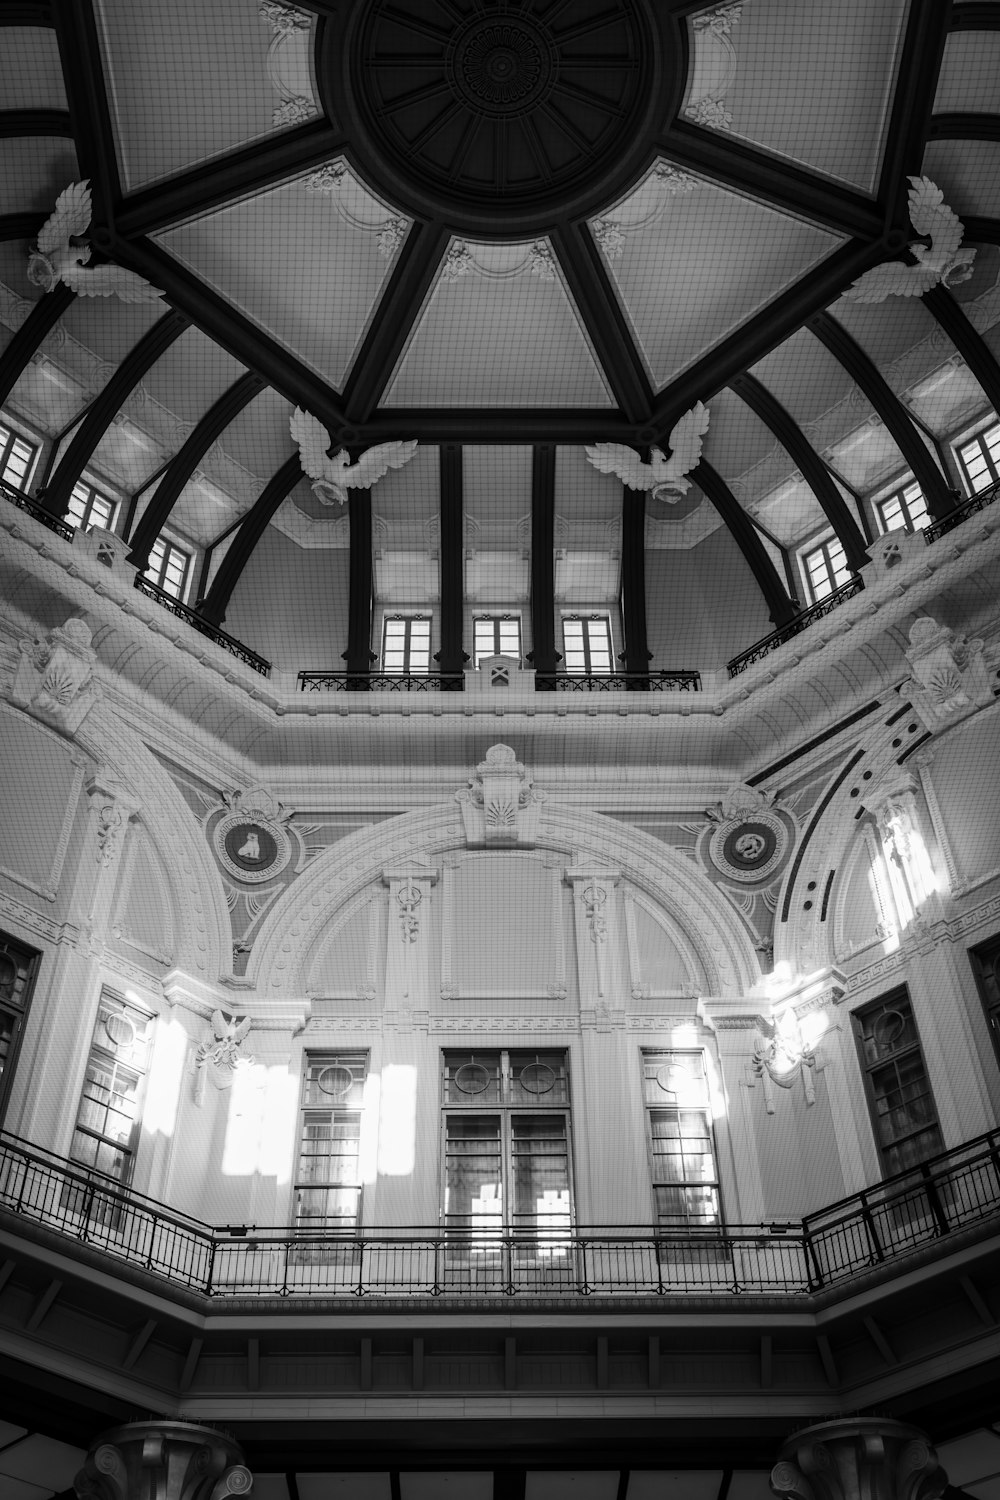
[1,475,75,542]
[923,476,1000,543]
[727,576,865,677]
[134,576,271,677]
[2,1127,999,1301]
[298,671,464,690]
[535,671,702,692]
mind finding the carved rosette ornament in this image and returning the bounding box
[704,783,792,884]
[770,1418,947,1500]
[900,615,995,734]
[12,616,101,736]
[75,1420,253,1500]
[456,743,545,846]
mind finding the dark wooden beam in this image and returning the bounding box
[950,1,1000,26]
[529,444,558,677]
[648,238,889,442]
[115,120,348,237]
[655,123,884,241]
[199,455,302,625]
[0,285,73,409]
[343,488,374,678]
[878,0,953,221]
[923,283,1000,422]
[808,311,958,519]
[619,487,650,674]
[341,221,452,425]
[51,0,122,216]
[126,371,265,570]
[0,212,44,243]
[38,308,189,516]
[102,234,348,431]
[0,4,54,23]
[360,409,638,443]
[436,444,465,674]
[0,109,71,137]
[963,215,1000,245]
[929,113,1000,142]
[692,460,797,626]
[550,223,653,425]
[730,371,869,573]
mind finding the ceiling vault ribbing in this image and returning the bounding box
[923,285,1000,426]
[877,0,953,226]
[199,455,303,627]
[0,283,74,412]
[0,109,72,138]
[691,460,796,626]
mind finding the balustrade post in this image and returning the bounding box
[74,1420,252,1500]
[771,1417,947,1500]
[919,1162,951,1237]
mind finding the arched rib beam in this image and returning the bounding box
[951,2,1000,26]
[923,284,1000,420]
[878,0,953,223]
[0,212,45,242]
[199,454,302,626]
[0,109,71,137]
[729,372,869,572]
[551,224,653,425]
[39,308,189,516]
[929,113,1000,142]
[0,285,73,411]
[808,311,957,518]
[126,371,265,571]
[691,460,798,627]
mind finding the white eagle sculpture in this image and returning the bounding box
[290,407,418,505]
[844,176,976,303]
[27,181,164,301]
[585,402,710,501]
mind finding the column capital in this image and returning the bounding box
[771,1417,947,1500]
[75,1420,251,1500]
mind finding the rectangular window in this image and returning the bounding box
[293,1053,368,1234]
[473,614,522,668]
[802,535,851,604]
[381,614,431,674]
[66,480,117,534]
[642,1051,721,1231]
[70,992,154,1185]
[0,418,38,490]
[875,480,930,535]
[0,931,41,1126]
[562,614,614,674]
[969,934,1000,1072]
[957,421,1000,494]
[852,989,943,1175]
[442,1050,572,1247]
[144,535,191,600]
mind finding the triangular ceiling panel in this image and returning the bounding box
[383,239,614,408]
[154,166,408,390]
[593,164,845,391]
[680,0,908,192]
[95,0,321,189]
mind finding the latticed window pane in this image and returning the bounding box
[145,536,191,600]
[66,481,116,532]
[381,615,431,673]
[0,419,38,488]
[958,423,1000,493]
[562,615,613,673]
[294,1053,368,1232]
[474,615,522,667]
[69,993,154,1186]
[853,990,943,1176]
[969,933,1000,1072]
[643,1051,720,1230]
[876,481,929,535]
[0,932,40,1124]
[803,537,850,603]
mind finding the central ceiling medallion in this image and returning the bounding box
[323,0,675,239]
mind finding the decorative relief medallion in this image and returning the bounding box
[211,786,293,884]
[704,783,792,885]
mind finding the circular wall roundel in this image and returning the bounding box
[322,0,675,238]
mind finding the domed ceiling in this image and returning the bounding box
[1,0,999,675]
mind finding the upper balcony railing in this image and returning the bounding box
[727,577,865,677]
[133,576,272,676]
[298,670,702,693]
[2,1126,999,1301]
[923,474,1000,543]
[1,475,75,542]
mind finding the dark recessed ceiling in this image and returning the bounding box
[323,0,676,237]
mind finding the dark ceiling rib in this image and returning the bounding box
[530,445,559,678]
[359,409,636,443]
[950,1,1000,26]
[38,308,190,517]
[691,460,797,626]
[50,0,122,217]
[341,221,452,426]
[729,371,869,573]
[199,454,301,626]
[963,215,1000,245]
[105,234,347,429]
[0,109,71,137]
[929,113,1000,142]
[115,121,349,237]
[0,285,73,410]
[0,4,54,23]
[437,444,465,676]
[922,284,1000,420]
[550,223,653,426]
[126,371,265,571]
[649,238,887,441]
[878,0,953,219]
[0,212,44,242]
[808,311,958,519]
[619,488,650,674]
[655,123,884,241]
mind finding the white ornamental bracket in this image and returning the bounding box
[82,771,140,940]
[11,616,102,737]
[382,864,438,1003]
[901,615,994,734]
[455,743,544,846]
[565,867,621,1003]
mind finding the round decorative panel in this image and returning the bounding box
[322,0,673,237]
[318,1064,355,1098]
[214,813,291,884]
[707,811,789,885]
[455,1061,492,1094]
[518,1061,555,1095]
